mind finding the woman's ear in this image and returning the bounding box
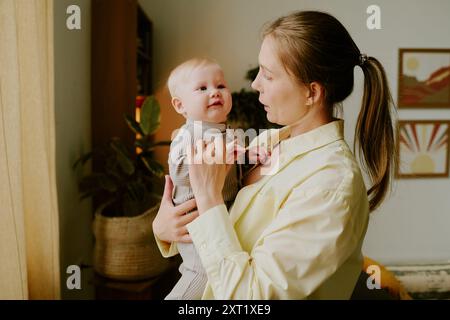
[306,82,324,106]
[171,97,184,114]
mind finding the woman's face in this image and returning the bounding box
[251,36,311,126]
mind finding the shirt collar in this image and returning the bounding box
[279,119,345,159]
[186,118,227,133]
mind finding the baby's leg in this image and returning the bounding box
[165,242,207,300]
[164,267,207,300]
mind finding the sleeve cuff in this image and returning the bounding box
[154,233,179,258]
[187,204,242,272]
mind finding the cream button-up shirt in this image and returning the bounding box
[156,120,369,299]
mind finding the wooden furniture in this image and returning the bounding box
[91,0,152,158]
[137,6,153,96]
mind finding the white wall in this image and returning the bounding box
[54,0,94,299]
[139,0,450,265]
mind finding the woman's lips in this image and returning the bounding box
[259,99,268,109]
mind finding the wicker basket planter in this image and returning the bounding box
[92,205,170,281]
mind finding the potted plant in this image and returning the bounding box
[74,96,172,281]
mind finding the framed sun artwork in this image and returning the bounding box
[398,49,450,108]
[397,120,450,178]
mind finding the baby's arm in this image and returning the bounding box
[168,133,192,188]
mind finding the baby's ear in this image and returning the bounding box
[171,97,184,114]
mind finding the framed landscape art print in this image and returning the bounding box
[398,49,450,108]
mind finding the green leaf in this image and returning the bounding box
[104,157,124,181]
[110,139,135,176]
[125,182,139,201]
[78,173,110,197]
[125,114,144,136]
[80,192,95,201]
[99,175,118,193]
[132,180,146,201]
[73,151,93,169]
[78,173,116,197]
[135,139,171,153]
[134,138,150,150]
[140,96,160,135]
[123,194,142,217]
[149,140,171,148]
[141,156,165,178]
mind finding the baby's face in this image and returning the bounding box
[175,64,232,123]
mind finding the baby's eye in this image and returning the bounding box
[197,86,207,91]
[217,84,226,89]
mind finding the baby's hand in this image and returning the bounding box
[225,139,246,164]
[247,145,270,165]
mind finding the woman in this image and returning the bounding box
[152,10,396,299]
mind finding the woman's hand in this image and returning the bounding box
[152,175,199,243]
[188,139,232,214]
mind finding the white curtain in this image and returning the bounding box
[0,0,60,299]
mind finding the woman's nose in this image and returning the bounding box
[251,75,260,92]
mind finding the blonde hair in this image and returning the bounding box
[264,11,397,212]
[167,57,220,97]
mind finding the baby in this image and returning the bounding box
[165,58,240,300]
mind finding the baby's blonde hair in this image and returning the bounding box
[167,57,219,97]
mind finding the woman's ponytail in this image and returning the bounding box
[355,57,397,212]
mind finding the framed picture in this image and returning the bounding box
[397,120,450,178]
[398,49,450,108]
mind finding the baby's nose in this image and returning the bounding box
[210,89,221,97]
